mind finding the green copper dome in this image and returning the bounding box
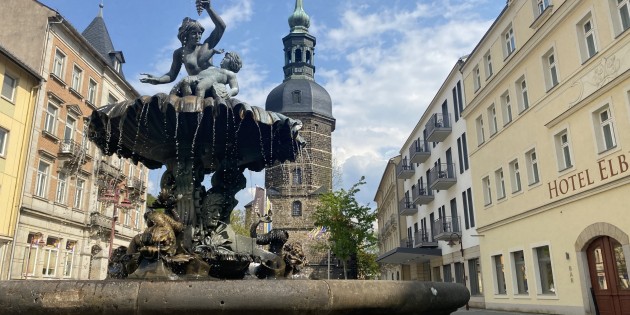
[288,0,310,33]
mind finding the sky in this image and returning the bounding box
[39,0,505,210]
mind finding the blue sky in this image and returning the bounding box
[39,0,504,209]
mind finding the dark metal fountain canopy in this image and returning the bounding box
[89,94,304,173]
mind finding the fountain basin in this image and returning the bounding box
[1,280,468,315]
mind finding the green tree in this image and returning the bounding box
[230,209,249,236]
[357,236,380,280]
[313,176,377,279]
[146,193,157,208]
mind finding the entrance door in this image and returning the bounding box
[586,236,630,315]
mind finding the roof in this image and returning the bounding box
[0,44,44,81]
[265,78,334,122]
[82,15,116,66]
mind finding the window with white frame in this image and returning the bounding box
[512,250,528,294]
[42,237,60,277]
[56,172,68,204]
[534,245,555,294]
[526,149,541,185]
[64,115,76,142]
[615,0,630,33]
[543,49,559,90]
[493,254,507,294]
[516,76,530,113]
[555,130,573,170]
[87,79,97,104]
[578,15,598,62]
[52,49,66,78]
[495,168,506,200]
[537,0,551,15]
[25,233,44,276]
[62,240,76,278]
[501,91,513,125]
[593,105,617,152]
[73,178,85,209]
[108,93,118,104]
[509,159,522,193]
[0,128,8,157]
[484,51,493,78]
[504,26,516,57]
[71,65,83,92]
[1,72,17,102]
[488,105,498,136]
[473,66,481,91]
[44,102,58,135]
[35,160,50,198]
[482,176,492,206]
[476,116,485,146]
[124,208,131,226]
[135,207,141,229]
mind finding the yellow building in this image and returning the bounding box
[0,45,43,279]
[461,0,630,314]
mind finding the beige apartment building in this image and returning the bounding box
[0,0,148,280]
[461,0,630,314]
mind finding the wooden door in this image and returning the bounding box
[587,237,630,315]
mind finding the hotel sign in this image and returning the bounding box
[548,153,628,199]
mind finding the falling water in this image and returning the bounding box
[116,118,125,157]
[190,111,204,184]
[132,103,150,156]
[175,112,180,176]
[104,120,112,155]
[254,121,267,167]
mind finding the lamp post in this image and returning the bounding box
[448,232,469,310]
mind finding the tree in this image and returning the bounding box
[357,235,380,280]
[313,176,377,279]
[229,209,249,236]
[146,193,157,208]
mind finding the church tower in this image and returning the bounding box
[265,0,335,261]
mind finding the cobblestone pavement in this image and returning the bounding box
[453,308,542,315]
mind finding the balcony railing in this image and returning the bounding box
[414,230,438,247]
[59,139,85,157]
[400,238,414,248]
[432,216,462,241]
[89,211,112,230]
[409,139,430,164]
[396,157,414,180]
[412,185,434,205]
[425,113,452,142]
[127,177,145,191]
[429,163,457,190]
[398,197,417,216]
[97,160,121,179]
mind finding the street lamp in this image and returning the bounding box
[447,232,469,311]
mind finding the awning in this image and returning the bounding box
[376,246,442,264]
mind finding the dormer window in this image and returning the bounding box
[114,60,121,72]
[292,90,302,104]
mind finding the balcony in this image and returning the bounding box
[97,160,121,179]
[412,185,434,206]
[396,158,414,180]
[425,113,452,142]
[59,139,85,158]
[432,216,462,241]
[398,198,417,216]
[127,177,145,191]
[414,230,438,247]
[409,139,430,164]
[89,211,112,230]
[400,238,414,248]
[429,163,457,190]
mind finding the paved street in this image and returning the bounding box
[454,308,539,315]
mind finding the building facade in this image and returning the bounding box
[0,0,148,280]
[461,0,630,314]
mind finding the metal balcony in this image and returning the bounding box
[97,160,121,179]
[89,212,112,230]
[400,238,414,248]
[412,185,434,206]
[429,163,457,190]
[59,139,85,158]
[396,158,414,180]
[414,230,438,247]
[398,198,417,216]
[127,177,145,191]
[432,216,462,241]
[425,113,452,142]
[409,139,430,164]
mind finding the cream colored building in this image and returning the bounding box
[0,0,149,280]
[461,0,630,314]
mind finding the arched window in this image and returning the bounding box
[292,201,302,216]
[295,48,303,62]
[292,167,302,185]
[306,50,312,64]
[286,51,291,64]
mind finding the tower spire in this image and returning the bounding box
[98,2,104,18]
[288,0,310,33]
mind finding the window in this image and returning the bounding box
[543,49,559,89]
[516,76,530,113]
[493,254,507,294]
[64,115,76,142]
[509,159,522,193]
[578,16,598,61]
[454,262,465,284]
[484,52,493,78]
[469,258,483,295]
[0,128,7,157]
[433,266,442,282]
[512,250,528,294]
[44,102,58,135]
[42,237,60,277]
[87,79,97,104]
[482,176,492,206]
[452,86,460,122]
[1,72,17,102]
[616,0,630,33]
[292,168,303,185]
[488,104,498,135]
[35,160,50,198]
[56,172,68,204]
[476,116,485,146]
[537,0,551,15]
[504,26,516,57]
[555,130,573,170]
[443,264,453,282]
[71,65,83,92]
[135,207,141,229]
[526,149,541,185]
[124,208,131,226]
[292,90,302,104]
[25,233,43,276]
[466,187,474,227]
[593,105,617,152]
[462,133,469,171]
[73,178,85,209]
[473,66,481,91]
[495,168,506,200]
[292,201,302,216]
[107,93,118,104]
[501,92,513,125]
[534,245,555,294]
[52,49,66,78]
[62,240,76,278]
